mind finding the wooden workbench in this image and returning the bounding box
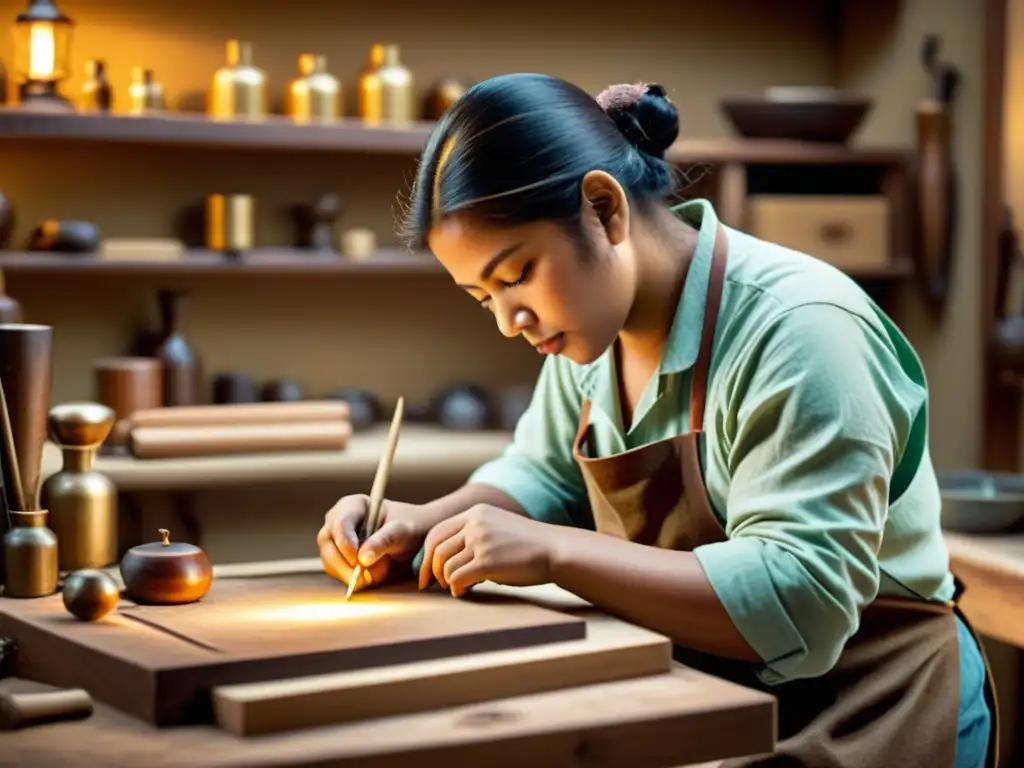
[0,560,777,768]
[944,531,1024,649]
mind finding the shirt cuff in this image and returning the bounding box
[693,537,808,685]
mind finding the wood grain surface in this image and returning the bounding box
[0,573,585,725]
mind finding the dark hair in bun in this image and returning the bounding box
[596,83,680,159]
[401,73,680,250]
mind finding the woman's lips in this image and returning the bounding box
[535,332,566,355]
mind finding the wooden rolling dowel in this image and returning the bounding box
[0,688,93,730]
[128,401,350,430]
[129,421,352,459]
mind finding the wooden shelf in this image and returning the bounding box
[40,424,514,492]
[0,107,910,166]
[666,139,910,166]
[0,107,435,154]
[0,248,443,275]
[0,248,915,280]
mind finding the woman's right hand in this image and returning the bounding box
[317,494,432,590]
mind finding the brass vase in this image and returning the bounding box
[208,40,267,120]
[358,43,414,124]
[3,510,59,598]
[40,402,118,572]
[128,67,165,114]
[287,54,341,123]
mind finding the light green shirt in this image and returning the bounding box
[468,198,954,685]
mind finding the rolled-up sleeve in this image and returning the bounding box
[693,303,926,684]
[468,355,591,528]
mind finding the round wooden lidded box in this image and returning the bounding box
[119,528,213,605]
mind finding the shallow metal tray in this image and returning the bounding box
[937,470,1024,533]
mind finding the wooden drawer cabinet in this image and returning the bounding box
[746,195,891,271]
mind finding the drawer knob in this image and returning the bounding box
[819,221,852,244]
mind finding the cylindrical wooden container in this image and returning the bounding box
[0,324,53,511]
[93,357,163,451]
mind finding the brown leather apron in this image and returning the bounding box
[572,225,1000,768]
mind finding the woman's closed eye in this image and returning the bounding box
[501,260,535,288]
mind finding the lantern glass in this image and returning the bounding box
[13,12,72,83]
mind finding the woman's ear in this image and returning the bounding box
[580,170,629,246]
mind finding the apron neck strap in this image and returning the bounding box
[689,224,729,433]
[574,224,729,444]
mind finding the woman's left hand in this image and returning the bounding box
[418,505,556,597]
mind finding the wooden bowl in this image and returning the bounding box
[119,528,213,605]
[720,87,873,143]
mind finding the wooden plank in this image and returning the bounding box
[0,668,776,768]
[212,612,672,736]
[0,574,585,726]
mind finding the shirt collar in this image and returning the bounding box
[577,198,720,402]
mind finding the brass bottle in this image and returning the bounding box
[358,43,414,123]
[81,59,112,113]
[287,54,341,123]
[128,67,165,114]
[3,510,59,598]
[40,402,118,572]
[209,40,267,120]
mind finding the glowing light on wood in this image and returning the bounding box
[245,598,400,624]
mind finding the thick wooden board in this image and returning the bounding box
[212,610,672,736]
[0,668,776,768]
[0,572,585,726]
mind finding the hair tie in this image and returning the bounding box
[597,83,667,158]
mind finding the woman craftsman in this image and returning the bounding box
[317,74,996,768]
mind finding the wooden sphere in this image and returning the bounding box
[62,569,120,621]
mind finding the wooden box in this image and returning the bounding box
[746,195,891,271]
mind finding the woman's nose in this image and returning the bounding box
[495,305,535,338]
